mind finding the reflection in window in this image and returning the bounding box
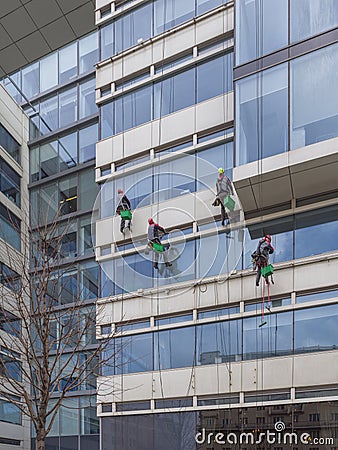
[59,133,77,171]
[40,95,58,133]
[154,326,195,370]
[154,0,194,33]
[294,304,338,353]
[40,53,58,92]
[59,87,77,128]
[236,0,288,65]
[80,78,97,119]
[197,52,233,103]
[115,85,152,133]
[236,63,288,165]
[0,123,20,163]
[291,0,338,43]
[0,157,20,206]
[243,311,293,360]
[291,43,338,150]
[22,62,39,98]
[79,33,98,74]
[59,42,78,84]
[0,204,21,251]
[0,397,21,425]
[196,319,242,364]
[296,289,338,304]
[79,124,97,163]
[117,333,153,374]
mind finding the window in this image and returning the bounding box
[22,62,39,98]
[40,53,58,92]
[235,0,288,65]
[0,347,21,382]
[291,0,338,43]
[291,43,338,150]
[59,87,77,128]
[309,413,320,422]
[79,32,98,74]
[115,3,152,54]
[236,63,288,165]
[79,123,97,163]
[197,52,233,103]
[0,123,20,163]
[0,204,21,250]
[0,397,21,425]
[116,333,153,374]
[80,78,97,119]
[0,262,21,292]
[155,325,195,370]
[115,85,152,133]
[154,0,195,34]
[0,157,20,205]
[294,304,338,354]
[59,42,78,84]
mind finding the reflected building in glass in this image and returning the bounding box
[95,0,338,449]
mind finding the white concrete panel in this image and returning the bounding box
[96,218,114,246]
[112,134,124,161]
[117,296,153,322]
[157,287,195,315]
[293,351,338,387]
[97,62,113,88]
[160,107,195,144]
[97,302,113,325]
[124,122,153,157]
[117,372,154,402]
[294,258,338,292]
[196,94,232,131]
[196,10,230,44]
[152,368,195,398]
[163,27,195,60]
[124,46,152,74]
[96,139,114,166]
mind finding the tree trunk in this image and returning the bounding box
[36,438,45,450]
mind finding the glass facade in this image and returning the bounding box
[236,0,338,64]
[100,0,230,60]
[236,41,338,164]
[0,122,20,163]
[103,302,337,375]
[100,51,233,138]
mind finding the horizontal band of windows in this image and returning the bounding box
[102,302,338,376]
[1,31,99,103]
[100,51,233,139]
[101,204,338,296]
[100,0,232,61]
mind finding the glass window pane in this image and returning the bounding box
[197,52,233,103]
[100,102,114,139]
[79,215,95,257]
[79,32,99,73]
[79,169,98,211]
[236,63,288,165]
[154,68,195,118]
[40,53,58,92]
[291,43,338,150]
[40,141,59,178]
[116,167,152,209]
[196,141,233,191]
[294,304,338,353]
[22,62,39,98]
[154,0,194,34]
[79,124,98,163]
[80,78,97,118]
[80,396,99,434]
[60,269,78,304]
[59,42,78,84]
[236,0,288,65]
[197,0,225,15]
[80,261,98,300]
[196,319,242,364]
[59,87,78,128]
[291,0,338,43]
[243,311,293,359]
[154,326,195,370]
[59,175,77,215]
[59,132,78,171]
[40,96,58,133]
[117,85,152,133]
[295,205,338,259]
[118,333,153,374]
[115,3,152,54]
[101,23,114,60]
[60,398,78,436]
[30,146,40,182]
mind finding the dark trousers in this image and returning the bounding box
[120,218,131,232]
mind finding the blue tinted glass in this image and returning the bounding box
[154,326,195,369]
[243,311,293,359]
[155,314,193,326]
[59,87,77,128]
[40,96,58,133]
[245,297,291,312]
[291,43,338,150]
[196,319,242,364]
[236,63,288,165]
[297,289,338,304]
[291,0,338,43]
[115,85,152,133]
[197,52,233,103]
[196,141,233,191]
[101,24,114,60]
[236,0,288,65]
[154,0,195,34]
[198,306,239,319]
[115,3,152,54]
[119,333,153,374]
[154,67,195,118]
[100,102,114,139]
[197,0,225,15]
[294,304,338,353]
[295,206,338,259]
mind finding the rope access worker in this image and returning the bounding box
[116,188,131,233]
[147,218,172,270]
[252,234,274,286]
[213,167,234,226]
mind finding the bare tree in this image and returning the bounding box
[0,204,113,450]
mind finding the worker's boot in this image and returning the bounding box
[154,263,159,270]
[165,262,172,267]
